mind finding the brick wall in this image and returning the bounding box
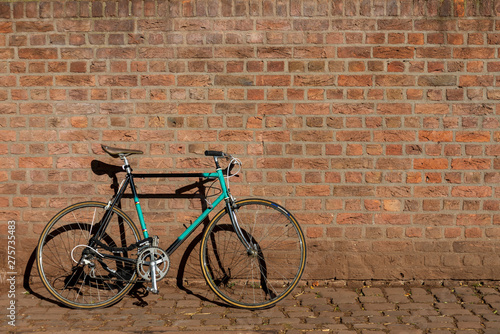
[1,0,500,282]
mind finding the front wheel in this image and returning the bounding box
[36,201,141,309]
[200,199,306,309]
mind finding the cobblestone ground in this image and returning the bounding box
[2,278,500,333]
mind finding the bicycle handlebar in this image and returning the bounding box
[204,151,227,157]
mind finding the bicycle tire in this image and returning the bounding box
[200,198,306,309]
[37,201,141,309]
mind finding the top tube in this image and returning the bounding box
[132,172,219,179]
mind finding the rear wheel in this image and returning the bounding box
[200,199,306,309]
[37,201,141,309]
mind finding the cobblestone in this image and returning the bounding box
[2,281,500,332]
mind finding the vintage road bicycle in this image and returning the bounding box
[36,145,306,309]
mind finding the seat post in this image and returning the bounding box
[121,155,132,174]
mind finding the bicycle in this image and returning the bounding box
[36,145,307,309]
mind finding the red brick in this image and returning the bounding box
[256,75,290,86]
[373,240,412,252]
[332,103,374,115]
[376,75,415,86]
[373,130,416,142]
[456,131,491,142]
[0,22,12,33]
[377,103,412,115]
[295,103,329,115]
[102,130,137,141]
[141,74,175,86]
[307,226,324,238]
[218,130,253,141]
[419,130,453,142]
[16,21,54,32]
[56,75,95,86]
[20,184,59,195]
[57,20,92,32]
[376,158,412,170]
[294,75,336,86]
[378,19,412,31]
[457,214,492,226]
[459,75,494,87]
[60,48,93,59]
[94,19,134,31]
[453,103,494,115]
[454,47,495,59]
[373,46,414,58]
[414,158,449,170]
[415,104,449,114]
[18,48,58,59]
[96,47,136,58]
[257,158,293,169]
[296,185,330,196]
[452,186,492,198]
[98,75,138,86]
[338,75,372,86]
[336,131,371,142]
[452,158,491,170]
[337,213,372,225]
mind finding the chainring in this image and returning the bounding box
[136,246,170,282]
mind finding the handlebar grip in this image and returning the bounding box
[205,150,225,157]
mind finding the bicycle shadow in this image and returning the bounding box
[23,159,229,308]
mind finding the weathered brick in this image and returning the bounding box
[454,47,495,59]
[138,47,175,58]
[18,48,58,59]
[338,75,372,87]
[419,130,453,142]
[98,75,137,86]
[414,158,449,170]
[373,130,416,142]
[452,158,491,170]
[96,47,136,58]
[94,19,134,31]
[294,75,336,86]
[456,131,491,142]
[16,21,54,32]
[0,76,16,89]
[56,75,95,86]
[452,186,492,198]
[57,20,92,32]
[138,74,174,86]
[373,46,414,58]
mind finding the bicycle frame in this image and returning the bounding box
[92,155,246,259]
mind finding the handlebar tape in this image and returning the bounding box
[204,151,225,157]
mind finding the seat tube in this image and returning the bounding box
[128,174,149,238]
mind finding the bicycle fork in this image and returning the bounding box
[225,199,257,256]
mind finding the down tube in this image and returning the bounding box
[166,192,226,256]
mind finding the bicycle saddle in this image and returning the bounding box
[101,145,143,158]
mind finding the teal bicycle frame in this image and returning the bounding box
[87,153,249,294]
[94,154,240,259]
